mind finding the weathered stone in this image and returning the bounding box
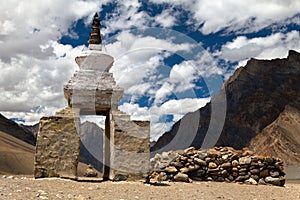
[220,170,227,176]
[35,114,80,179]
[258,178,267,185]
[265,176,285,186]
[173,173,190,182]
[180,167,189,174]
[232,167,239,172]
[194,158,207,166]
[270,171,280,178]
[190,169,206,180]
[251,175,260,181]
[113,174,128,181]
[264,157,274,165]
[208,162,218,169]
[188,165,199,172]
[170,161,184,168]
[260,169,269,177]
[165,166,178,173]
[207,149,221,158]
[220,162,232,169]
[239,157,251,165]
[216,177,225,182]
[84,165,98,177]
[232,160,239,167]
[235,175,250,182]
[244,177,258,185]
[250,168,260,174]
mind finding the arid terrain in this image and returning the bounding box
[0,176,299,200]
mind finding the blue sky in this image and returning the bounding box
[0,0,300,141]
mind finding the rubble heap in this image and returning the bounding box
[149,146,285,186]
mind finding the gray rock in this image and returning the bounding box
[265,176,285,186]
[258,178,267,185]
[270,171,280,178]
[239,157,251,165]
[244,177,258,185]
[113,174,128,181]
[190,169,206,180]
[216,177,225,182]
[235,175,249,182]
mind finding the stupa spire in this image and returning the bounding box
[88,13,102,45]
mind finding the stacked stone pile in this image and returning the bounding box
[149,147,285,186]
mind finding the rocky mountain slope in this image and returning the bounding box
[0,130,35,174]
[151,50,300,165]
[79,121,104,172]
[0,114,36,145]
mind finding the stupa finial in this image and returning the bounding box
[88,12,102,45]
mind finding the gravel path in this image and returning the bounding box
[0,176,299,200]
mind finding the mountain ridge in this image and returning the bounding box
[151,50,300,165]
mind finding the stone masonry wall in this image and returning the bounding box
[150,146,285,186]
[109,110,150,181]
[34,115,80,179]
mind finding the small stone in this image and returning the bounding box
[258,178,267,185]
[250,168,260,174]
[265,176,285,186]
[113,174,128,181]
[270,171,280,178]
[264,157,274,164]
[208,162,218,169]
[84,165,98,177]
[75,194,85,200]
[220,170,227,176]
[173,173,190,182]
[161,152,169,160]
[179,167,189,174]
[259,169,269,177]
[216,176,225,182]
[2,175,6,179]
[244,177,258,185]
[220,162,231,169]
[239,157,251,165]
[7,176,14,179]
[235,175,249,182]
[170,161,184,168]
[190,169,206,180]
[165,166,178,173]
[228,175,234,181]
[222,154,229,161]
[239,168,248,172]
[232,167,238,172]
[184,147,195,155]
[207,149,221,158]
[194,158,207,166]
[232,160,239,167]
[251,175,260,181]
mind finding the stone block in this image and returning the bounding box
[34,115,80,179]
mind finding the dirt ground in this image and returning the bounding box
[0,176,299,200]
